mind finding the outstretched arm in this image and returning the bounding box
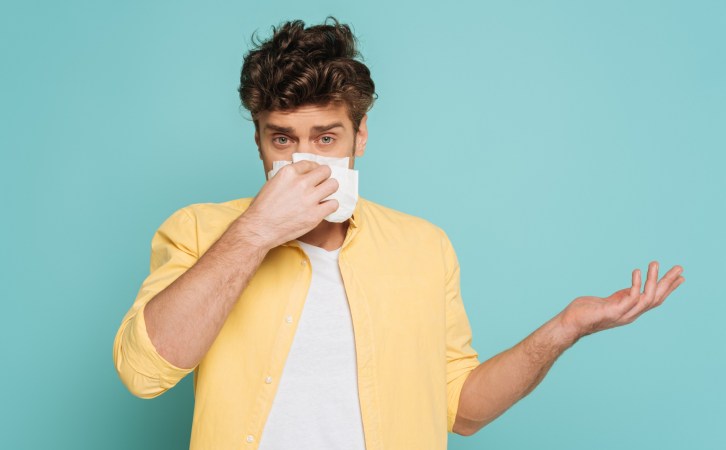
[452,261,685,436]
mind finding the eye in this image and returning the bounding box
[273,136,289,145]
[319,136,335,144]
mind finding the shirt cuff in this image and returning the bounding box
[121,302,195,391]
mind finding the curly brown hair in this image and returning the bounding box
[238,17,377,133]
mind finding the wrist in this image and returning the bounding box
[229,214,275,254]
[551,311,584,348]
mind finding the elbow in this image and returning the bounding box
[114,350,171,399]
[112,308,194,399]
[454,428,475,437]
[121,371,170,399]
[114,351,175,399]
[452,414,487,437]
[452,422,482,437]
[129,387,169,400]
[113,327,172,399]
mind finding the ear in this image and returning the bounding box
[354,114,368,157]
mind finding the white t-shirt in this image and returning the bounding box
[257,240,366,450]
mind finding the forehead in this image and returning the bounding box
[257,102,352,132]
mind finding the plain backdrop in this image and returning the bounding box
[1,1,724,449]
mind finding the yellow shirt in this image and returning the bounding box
[113,196,481,449]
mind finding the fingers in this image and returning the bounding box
[307,164,334,187]
[315,178,340,215]
[276,161,335,193]
[629,268,642,301]
[660,275,685,302]
[652,265,684,308]
[272,160,317,179]
[314,176,339,200]
[643,261,659,305]
[612,268,641,315]
[620,262,685,324]
[289,160,328,179]
[287,161,334,188]
[318,198,339,216]
[620,263,653,319]
[290,159,321,174]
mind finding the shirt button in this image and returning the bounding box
[265,376,273,384]
[246,435,254,443]
[285,315,293,323]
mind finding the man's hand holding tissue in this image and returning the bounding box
[237,160,340,251]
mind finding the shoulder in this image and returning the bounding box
[184,196,253,215]
[157,196,254,235]
[151,197,255,254]
[358,198,459,278]
[175,196,254,221]
[358,197,450,244]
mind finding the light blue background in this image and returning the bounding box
[1,1,724,449]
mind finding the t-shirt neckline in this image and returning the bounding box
[295,240,341,256]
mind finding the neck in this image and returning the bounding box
[297,219,349,251]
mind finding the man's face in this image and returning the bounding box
[254,102,368,176]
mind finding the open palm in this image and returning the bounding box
[562,261,685,338]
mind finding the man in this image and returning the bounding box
[113,17,685,449]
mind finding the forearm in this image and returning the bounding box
[454,312,581,435]
[143,215,270,369]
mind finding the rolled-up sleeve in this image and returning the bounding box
[440,229,482,433]
[113,206,199,398]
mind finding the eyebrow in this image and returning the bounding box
[311,122,345,133]
[264,122,345,134]
[264,123,294,133]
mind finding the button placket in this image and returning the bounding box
[243,245,313,450]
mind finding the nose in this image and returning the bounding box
[293,143,316,154]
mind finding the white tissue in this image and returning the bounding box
[266,152,359,223]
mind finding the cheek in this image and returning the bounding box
[261,146,295,165]
[258,149,275,173]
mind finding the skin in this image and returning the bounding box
[143,102,366,370]
[451,263,685,435]
[251,102,368,251]
[142,101,685,437]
